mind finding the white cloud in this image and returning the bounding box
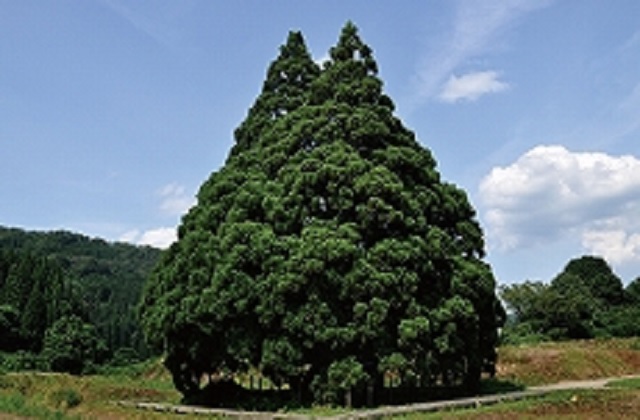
[582,228,640,266]
[139,227,177,248]
[119,229,141,244]
[116,182,193,250]
[120,227,176,249]
[439,71,508,103]
[158,182,195,216]
[479,145,640,265]
[414,0,549,101]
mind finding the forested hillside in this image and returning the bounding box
[0,226,160,369]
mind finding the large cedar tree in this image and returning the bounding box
[140,23,504,405]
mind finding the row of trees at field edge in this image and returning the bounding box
[140,23,505,407]
[500,255,640,343]
[0,227,160,373]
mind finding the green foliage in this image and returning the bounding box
[0,392,72,420]
[0,251,73,352]
[595,306,640,337]
[0,350,46,372]
[42,315,107,374]
[500,255,639,343]
[626,277,640,305]
[48,387,82,409]
[108,347,141,367]
[0,226,160,360]
[141,22,503,406]
[0,304,20,350]
[561,256,625,306]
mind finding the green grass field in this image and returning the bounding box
[0,360,187,419]
[1,338,639,419]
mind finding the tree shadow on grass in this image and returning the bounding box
[182,378,526,411]
[479,378,526,395]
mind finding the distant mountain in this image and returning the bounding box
[0,226,161,359]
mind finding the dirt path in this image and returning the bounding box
[529,374,639,392]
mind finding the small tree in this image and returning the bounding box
[501,256,633,342]
[625,277,640,305]
[562,256,624,306]
[327,356,368,407]
[0,304,20,351]
[42,315,106,374]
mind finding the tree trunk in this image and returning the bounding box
[345,388,352,408]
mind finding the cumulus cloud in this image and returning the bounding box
[118,229,141,244]
[119,227,176,249]
[158,183,195,216]
[582,228,640,265]
[479,145,640,265]
[439,71,508,103]
[117,182,194,249]
[139,227,177,248]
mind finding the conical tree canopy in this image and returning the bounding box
[140,23,504,406]
[232,31,320,156]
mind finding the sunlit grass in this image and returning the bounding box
[0,359,183,419]
[496,337,640,386]
[390,388,640,419]
[0,388,77,419]
[607,376,640,389]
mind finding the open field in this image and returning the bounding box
[497,337,640,386]
[1,338,639,419]
[0,362,189,419]
[392,387,640,419]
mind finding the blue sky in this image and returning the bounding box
[2,1,640,285]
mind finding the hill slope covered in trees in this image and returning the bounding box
[0,225,161,369]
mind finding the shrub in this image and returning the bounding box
[48,387,82,409]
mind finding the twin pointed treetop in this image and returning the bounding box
[140,22,504,406]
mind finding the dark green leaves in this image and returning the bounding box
[141,22,503,405]
[42,315,106,374]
